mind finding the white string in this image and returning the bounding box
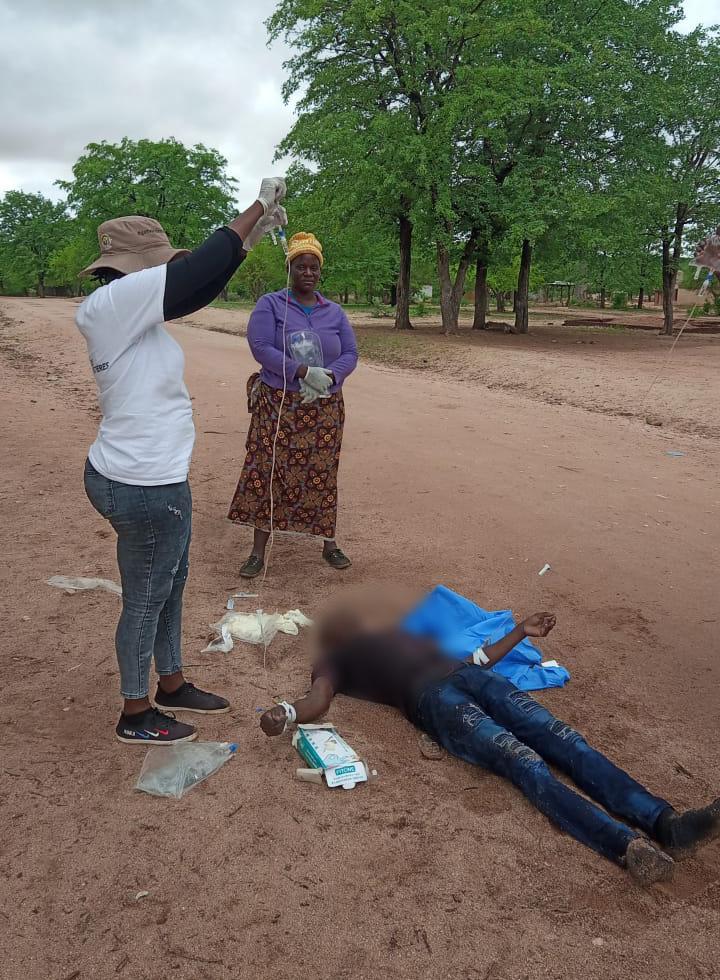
[255,260,292,694]
[638,301,699,412]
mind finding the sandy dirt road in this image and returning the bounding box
[1,296,719,980]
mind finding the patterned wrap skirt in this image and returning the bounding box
[227,374,345,539]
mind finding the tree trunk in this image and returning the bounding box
[661,233,674,335]
[496,291,506,313]
[664,203,688,336]
[436,237,476,335]
[512,239,532,334]
[220,286,229,302]
[599,286,606,309]
[394,213,413,330]
[437,243,455,333]
[472,250,488,330]
[637,286,644,310]
[344,287,350,305]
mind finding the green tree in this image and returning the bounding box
[47,235,98,295]
[268,4,436,329]
[0,191,70,296]
[280,166,399,303]
[230,239,288,302]
[58,138,237,259]
[614,28,720,333]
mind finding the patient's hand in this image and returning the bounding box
[521,612,556,638]
[260,705,288,737]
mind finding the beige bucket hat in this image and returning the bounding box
[80,215,190,278]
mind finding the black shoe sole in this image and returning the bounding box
[115,730,198,745]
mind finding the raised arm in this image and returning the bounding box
[164,178,287,321]
[478,612,556,669]
[163,221,253,321]
[260,676,335,736]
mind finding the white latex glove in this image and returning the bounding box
[303,366,334,395]
[256,177,287,215]
[242,205,288,252]
[299,378,321,404]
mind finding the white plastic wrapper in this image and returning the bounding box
[47,575,122,596]
[201,609,312,653]
[135,741,237,799]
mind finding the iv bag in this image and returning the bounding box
[289,330,324,367]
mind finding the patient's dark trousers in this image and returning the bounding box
[416,666,669,864]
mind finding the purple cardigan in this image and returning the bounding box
[246,290,359,392]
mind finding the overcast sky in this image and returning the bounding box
[0,0,716,206]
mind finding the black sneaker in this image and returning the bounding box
[115,707,197,745]
[154,681,230,715]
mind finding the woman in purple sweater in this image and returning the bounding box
[228,232,358,578]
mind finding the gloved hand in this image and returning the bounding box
[303,366,334,396]
[256,177,287,215]
[242,205,288,252]
[299,379,320,404]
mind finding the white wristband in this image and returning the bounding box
[278,701,297,731]
[472,646,490,666]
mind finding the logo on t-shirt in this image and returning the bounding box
[92,361,109,373]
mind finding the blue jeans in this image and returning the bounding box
[417,666,669,864]
[84,460,192,700]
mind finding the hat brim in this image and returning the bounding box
[80,244,190,278]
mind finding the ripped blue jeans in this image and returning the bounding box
[416,665,669,864]
[84,460,191,699]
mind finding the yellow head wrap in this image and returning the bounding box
[286,232,324,268]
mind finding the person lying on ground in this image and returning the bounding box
[260,599,719,885]
[77,177,287,745]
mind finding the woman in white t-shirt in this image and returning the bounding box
[77,177,287,745]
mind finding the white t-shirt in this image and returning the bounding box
[76,264,195,486]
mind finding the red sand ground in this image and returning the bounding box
[1,296,718,980]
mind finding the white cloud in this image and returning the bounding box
[0,0,295,205]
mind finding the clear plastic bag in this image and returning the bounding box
[289,330,324,366]
[47,575,121,596]
[135,741,237,799]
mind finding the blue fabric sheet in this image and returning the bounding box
[401,585,570,692]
